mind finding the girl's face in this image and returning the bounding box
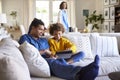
[53,30,62,40]
[32,25,45,38]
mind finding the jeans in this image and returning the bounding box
[45,58,81,80]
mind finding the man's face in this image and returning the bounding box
[33,25,45,38]
[53,30,62,40]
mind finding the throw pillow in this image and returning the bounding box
[90,35,119,57]
[12,39,20,47]
[19,41,51,77]
[63,34,93,59]
[0,38,19,47]
[0,38,31,80]
[0,38,24,59]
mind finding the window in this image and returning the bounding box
[36,0,62,28]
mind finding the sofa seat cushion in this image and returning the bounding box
[99,57,120,76]
[31,76,110,80]
[71,57,120,76]
[31,76,64,80]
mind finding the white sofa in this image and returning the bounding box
[31,32,120,80]
[0,32,120,80]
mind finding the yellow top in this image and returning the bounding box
[48,37,76,55]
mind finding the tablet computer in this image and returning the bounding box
[56,50,72,59]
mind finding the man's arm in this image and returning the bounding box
[39,49,57,59]
[19,34,30,44]
[39,49,51,55]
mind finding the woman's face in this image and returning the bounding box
[53,30,62,40]
[32,25,45,38]
[62,3,67,9]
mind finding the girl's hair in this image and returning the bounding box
[28,18,45,34]
[59,1,67,9]
[49,23,65,35]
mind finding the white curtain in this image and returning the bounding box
[67,0,76,28]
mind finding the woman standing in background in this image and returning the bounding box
[57,1,69,32]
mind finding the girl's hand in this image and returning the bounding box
[66,48,71,50]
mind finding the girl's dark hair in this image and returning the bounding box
[59,1,67,9]
[49,23,65,35]
[28,18,45,34]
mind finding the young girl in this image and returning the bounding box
[48,23,85,64]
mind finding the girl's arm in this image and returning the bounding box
[65,39,76,53]
[48,39,56,55]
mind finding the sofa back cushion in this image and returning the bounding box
[90,34,119,57]
[19,41,51,77]
[0,54,31,80]
[0,38,31,80]
[100,33,120,53]
[63,33,93,59]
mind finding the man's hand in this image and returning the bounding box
[45,49,51,55]
[39,49,58,59]
[39,50,46,55]
[39,49,51,55]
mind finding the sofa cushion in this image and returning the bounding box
[0,38,24,59]
[63,34,93,59]
[72,57,120,76]
[0,54,31,80]
[31,76,64,80]
[100,33,120,54]
[90,34,119,57]
[19,41,51,77]
[0,38,31,80]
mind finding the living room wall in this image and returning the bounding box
[0,0,2,13]
[75,0,103,30]
[1,0,34,32]
[1,0,103,32]
[2,0,24,26]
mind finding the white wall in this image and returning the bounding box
[75,0,103,30]
[95,0,104,14]
[1,0,103,32]
[2,0,24,26]
[0,0,2,13]
[2,0,34,32]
